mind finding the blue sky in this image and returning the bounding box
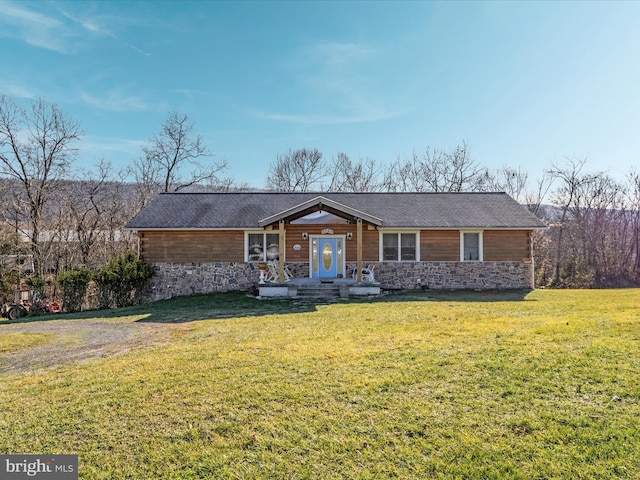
[1,0,639,188]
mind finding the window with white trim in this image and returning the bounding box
[246,232,280,262]
[381,232,418,261]
[460,231,483,261]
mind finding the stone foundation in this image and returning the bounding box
[360,261,533,290]
[144,262,257,302]
[143,260,533,302]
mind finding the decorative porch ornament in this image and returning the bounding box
[258,262,267,284]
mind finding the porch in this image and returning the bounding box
[258,277,381,299]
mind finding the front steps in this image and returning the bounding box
[296,281,342,298]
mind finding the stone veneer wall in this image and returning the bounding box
[145,262,254,302]
[356,261,533,290]
[144,260,533,301]
[144,262,311,302]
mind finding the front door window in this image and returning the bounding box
[322,242,333,271]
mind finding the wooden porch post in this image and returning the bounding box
[356,218,363,282]
[279,219,285,282]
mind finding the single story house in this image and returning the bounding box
[125,192,546,300]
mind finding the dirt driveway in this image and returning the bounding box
[0,319,173,374]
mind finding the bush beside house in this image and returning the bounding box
[56,251,154,312]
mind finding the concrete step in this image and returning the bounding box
[296,283,342,298]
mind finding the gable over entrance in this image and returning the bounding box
[257,195,383,227]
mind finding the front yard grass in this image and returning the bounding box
[0,332,52,353]
[0,289,638,479]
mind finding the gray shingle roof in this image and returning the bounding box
[125,192,547,230]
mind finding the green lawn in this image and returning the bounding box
[1,289,638,479]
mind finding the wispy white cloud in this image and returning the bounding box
[0,2,59,28]
[256,40,401,125]
[0,1,72,53]
[298,41,378,96]
[308,41,378,66]
[61,5,152,56]
[0,1,150,56]
[79,135,147,172]
[0,81,38,100]
[172,89,214,100]
[254,109,403,125]
[59,7,114,38]
[82,135,146,155]
[79,89,156,113]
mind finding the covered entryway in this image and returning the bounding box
[257,195,383,284]
[310,236,345,279]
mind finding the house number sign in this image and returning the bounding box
[321,228,334,235]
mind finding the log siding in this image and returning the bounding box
[139,228,530,264]
[140,230,244,263]
[483,230,531,261]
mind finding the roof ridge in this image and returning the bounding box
[156,191,509,195]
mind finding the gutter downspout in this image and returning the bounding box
[357,218,363,282]
[530,231,535,289]
[279,220,285,282]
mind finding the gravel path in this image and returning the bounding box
[0,319,173,374]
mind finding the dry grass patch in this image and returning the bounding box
[0,332,52,354]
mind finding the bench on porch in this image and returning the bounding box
[260,260,292,283]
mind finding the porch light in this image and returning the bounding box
[302,232,308,240]
[347,233,353,240]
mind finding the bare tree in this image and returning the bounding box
[488,166,530,202]
[58,160,113,266]
[381,154,423,192]
[546,157,590,286]
[543,158,636,287]
[130,150,162,210]
[382,142,490,192]
[570,173,626,285]
[0,95,81,274]
[428,142,491,192]
[523,171,554,218]
[325,153,381,192]
[129,111,227,207]
[626,169,640,281]
[209,177,254,192]
[265,148,326,192]
[96,173,137,264]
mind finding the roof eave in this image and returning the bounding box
[124,226,256,232]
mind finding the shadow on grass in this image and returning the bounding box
[398,288,533,303]
[138,289,533,323]
[1,289,533,326]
